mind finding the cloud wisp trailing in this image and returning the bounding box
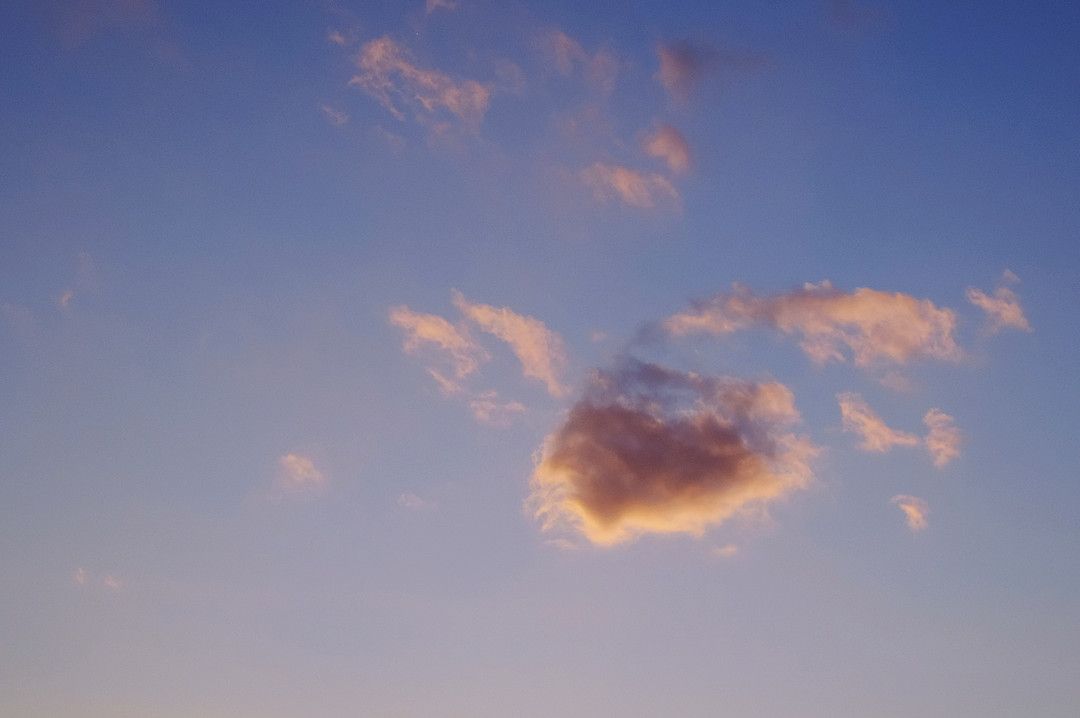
[966,272,1031,334]
[350,36,491,135]
[452,290,569,397]
[838,392,920,452]
[580,162,680,210]
[529,360,818,545]
[664,281,962,368]
[389,305,490,392]
[891,495,929,531]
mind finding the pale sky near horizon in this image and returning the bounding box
[2,1,1079,716]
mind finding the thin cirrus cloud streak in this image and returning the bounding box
[580,162,681,210]
[350,36,491,134]
[664,280,962,368]
[528,359,819,546]
[451,290,569,397]
[892,495,929,531]
[838,393,963,466]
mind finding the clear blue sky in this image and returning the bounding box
[2,1,1078,716]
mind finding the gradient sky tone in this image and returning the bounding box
[2,1,1079,716]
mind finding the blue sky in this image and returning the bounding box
[2,1,1079,716]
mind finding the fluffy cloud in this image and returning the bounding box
[529,360,818,545]
[452,290,568,396]
[351,36,491,134]
[580,162,680,210]
[923,409,962,467]
[838,392,920,452]
[389,305,489,390]
[644,124,691,174]
[891,495,929,531]
[665,281,962,367]
[966,278,1031,334]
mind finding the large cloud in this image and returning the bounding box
[529,360,818,545]
[664,281,962,367]
[452,290,568,396]
[351,36,491,134]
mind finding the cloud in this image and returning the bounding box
[58,288,74,309]
[643,124,691,174]
[655,39,766,104]
[278,453,326,490]
[425,0,457,14]
[103,575,123,592]
[538,30,619,95]
[580,162,680,210]
[891,495,929,531]
[528,360,818,546]
[452,290,568,396]
[321,104,349,126]
[73,568,88,586]
[838,392,920,452]
[664,281,962,367]
[399,492,437,511]
[923,409,962,467]
[389,305,489,390]
[350,36,491,134]
[468,390,527,426]
[712,544,739,558]
[966,273,1031,334]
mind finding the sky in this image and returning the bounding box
[2,0,1079,716]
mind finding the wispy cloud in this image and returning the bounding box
[321,104,349,126]
[838,392,920,452]
[643,124,691,174]
[655,39,766,104]
[923,409,962,467]
[966,271,1031,334]
[452,290,568,396]
[398,492,437,511]
[278,453,326,491]
[665,281,962,367]
[712,544,739,558]
[580,162,680,210]
[538,29,619,95]
[389,305,489,390]
[350,36,491,135]
[891,495,929,531]
[468,390,527,426]
[425,0,458,14]
[529,360,818,546]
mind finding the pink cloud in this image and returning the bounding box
[452,290,568,396]
[351,36,491,134]
[580,162,680,210]
[838,392,920,452]
[529,360,818,546]
[891,494,929,531]
[389,305,489,389]
[278,453,326,491]
[966,273,1031,334]
[643,124,691,174]
[665,281,962,367]
[923,409,962,467]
